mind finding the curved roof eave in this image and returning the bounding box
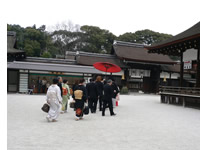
[146,21,200,50]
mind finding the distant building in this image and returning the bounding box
[7,32,181,93]
[111,41,179,92]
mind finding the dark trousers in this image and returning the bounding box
[102,99,114,116]
[42,85,46,93]
[98,95,103,111]
[88,97,97,113]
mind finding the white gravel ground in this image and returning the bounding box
[8,93,200,150]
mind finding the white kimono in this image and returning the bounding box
[46,84,62,120]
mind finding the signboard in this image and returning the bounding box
[184,60,192,69]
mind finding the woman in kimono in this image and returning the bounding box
[72,79,88,121]
[60,79,70,113]
[46,78,62,122]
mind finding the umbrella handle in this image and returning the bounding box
[105,68,107,79]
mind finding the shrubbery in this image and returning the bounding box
[120,86,129,94]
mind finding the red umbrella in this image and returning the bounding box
[93,62,121,73]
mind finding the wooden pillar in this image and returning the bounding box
[196,45,200,87]
[169,72,172,86]
[180,51,184,87]
[150,67,161,93]
[183,97,186,107]
[124,69,129,88]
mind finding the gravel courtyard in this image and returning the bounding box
[8,93,200,150]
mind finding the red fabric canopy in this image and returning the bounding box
[93,62,121,73]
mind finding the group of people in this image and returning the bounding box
[37,77,50,93]
[45,76,119,122]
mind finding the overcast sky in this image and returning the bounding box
[4,0,200,36]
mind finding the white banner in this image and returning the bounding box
[184,60,192,69]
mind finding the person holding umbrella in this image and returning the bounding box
[102,79,116,116]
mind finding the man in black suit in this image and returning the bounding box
[86,79,98,113]
[95,76,104,111]
[102,79,116,116]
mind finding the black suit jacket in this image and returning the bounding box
[103,84,113,101]
[86,82,98,98]
[111,82,119,98]
[95,81,104,96]
[57,82,63,96]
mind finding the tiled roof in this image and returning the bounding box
[113,41,176,65]
[147,21,200,49]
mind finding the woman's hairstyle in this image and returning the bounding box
[63,79,68,83]
[53,78,59,84]
[79,78,85,84]
[96,76,102,82]
[74,79,79,85]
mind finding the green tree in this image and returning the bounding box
[7,24,54,57]
[24,44,34,56]
[7,24,25,49]
[24,39,41,57]
[135,29,172,45]
[51,30,84,56]
[117,29,172,45]
[117,32,137,43]
[41,51,52,58]
[80,25,116,53]
[7,23,173,58]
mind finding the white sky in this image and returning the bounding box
[3,0,200,36]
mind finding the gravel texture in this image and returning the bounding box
[8,93,200,150]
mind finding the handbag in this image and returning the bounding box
[41,103,50,113]
[70,101,75,108]
[83,103,89,115]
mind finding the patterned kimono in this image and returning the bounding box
[72,85,87,119]
[61,83,70,112]
[46,84,62,121]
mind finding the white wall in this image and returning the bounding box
[160,72,179,79]
[129,69,150,78]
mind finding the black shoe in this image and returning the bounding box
[102,114,105,116]
[111,113,116,116]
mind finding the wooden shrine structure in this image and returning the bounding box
[146,21,200,107]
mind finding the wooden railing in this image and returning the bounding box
[159,86,200,97]
[159,86,200,107]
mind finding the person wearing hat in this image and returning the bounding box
[102,79,116,116]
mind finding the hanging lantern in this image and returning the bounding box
[163,76,167,82]
[122,74,125,80]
